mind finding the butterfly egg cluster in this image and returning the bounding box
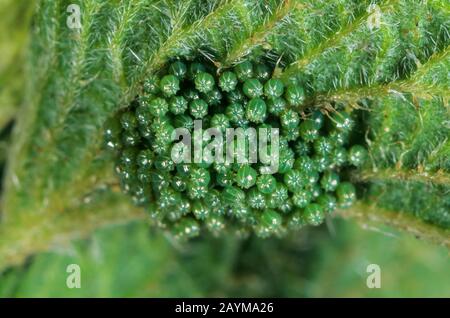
[104,58,367,239]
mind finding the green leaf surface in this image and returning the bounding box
[0,0,34,130]
[0,0,449,271]
[1,220,448,297]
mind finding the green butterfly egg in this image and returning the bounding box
[299,121,319,142]
[222,186,246,207]
[154,155,175,172]
[314,137,333,156]
[256,174,277,194]
[349,145,368,167]
[176,198,191,216]
[226,103,245,124]
[309,183,322,199]
[176,163,192,177]
[292,188,312,208]
[254,63,271,81]
[277,149,295,174]
[120,111,138,131]
[217,171,234,187]
[288,211,307,230]
[188,62,206,79]
[151,171,171,192]
[264,78,284,98]
[213,161,232,174]
[117,164,137,185]
[230,203,250,219]
[246,97,267,123]
[104,117,121,139]
[329,130,348,147]
[282,127,300,141]
[310,110,324,129]
[285,84,305,106]
[294,140,310,156]
[280,109,300,129]
[267,97,287,115]
[336,182,356,208]
[204,190,222,211]
[219,71,238,92]
[243,78,263,98]
[206,215,226,234]
[284,169,304,192]
[279,198,294,214]
[204,88,222,106]
[210,113,230,132]
[135,104,152,126]
[317,194,337,214]
[332,111,354,132]
[236,165,257,189]
[169,60,187,79]
[184,89,200,101]
[136,149,154,168]
[143,76,160,94]
[268,183,288,207]
[151,140,170,155]
[173,114,194,131]
[154,123,174,145]
[122,129,140,146]
[195,72,215,93]
[132,184,152,206]
[304,203,325,226]
[313,155,331,172]
[120,147,137,167]
[331,147,347,166]
[187,182,208,200]
[304,169,320,186]
[294,156,316,172]
[172,176,187,192]
[160,74,180,97]
[169,96,188,115]
[260,209,282,231]
[149,97,169,117]
[189,99,208,118]
[248,188,266,210]
[227,89,246,104]
[173,218,200,240]
[234,60,253,81]
[151,114,170,131]
[190,168,211,186]
[192,201,210,220]
[320,171,340,192]
[160,187,181,208]
[138,124,152,140]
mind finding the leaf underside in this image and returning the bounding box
[0,0,449,271]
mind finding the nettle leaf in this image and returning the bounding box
[0,0,34,131]
[0,0,449,271]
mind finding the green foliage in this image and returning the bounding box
[309,219,450,297]
[0,0,449,271]
[1,220,448,297]
[0,222,313,297]
[0,0,33,130]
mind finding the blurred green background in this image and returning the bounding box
[1,219,449,297]
[0,0,448,298]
